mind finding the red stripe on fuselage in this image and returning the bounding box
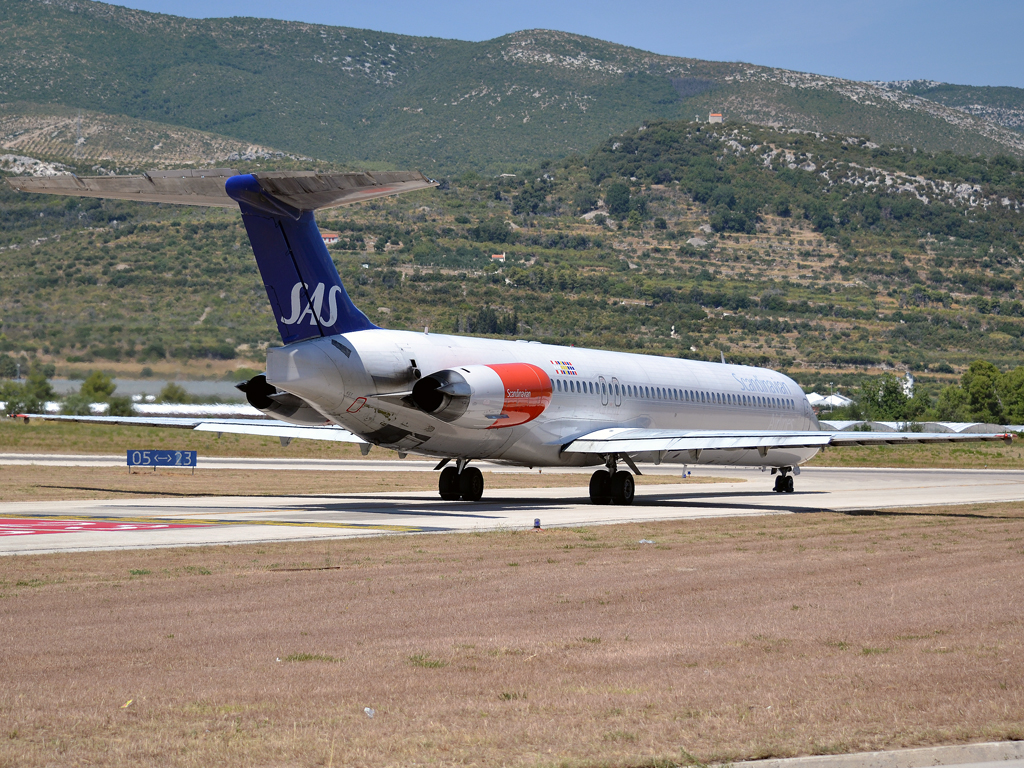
[485,363,552,428]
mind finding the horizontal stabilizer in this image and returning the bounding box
[7,169,436,211]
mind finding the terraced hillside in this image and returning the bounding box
[2,119,1022,408]
[0,102,300,171]
[1,0,1022,174]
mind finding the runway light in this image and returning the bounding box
[533,518,542,530]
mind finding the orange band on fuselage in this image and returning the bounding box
[485,363,552,428]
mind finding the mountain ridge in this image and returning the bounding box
[2,0,1023,173]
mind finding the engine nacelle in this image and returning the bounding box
[411,363,551,429]
[236,374,329,426]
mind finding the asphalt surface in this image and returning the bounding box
[2,456,1023,555]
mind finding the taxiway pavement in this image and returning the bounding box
[2,459,1023,556]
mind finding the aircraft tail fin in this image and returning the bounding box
[225,174,374,343]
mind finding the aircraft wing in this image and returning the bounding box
[6,169,437,211]
[16,414,365,444]
[563,427,1012,455]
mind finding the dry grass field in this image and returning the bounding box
[0,465,712,502]
[1,504,1023,767]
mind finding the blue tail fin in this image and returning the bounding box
[226,174,376,344]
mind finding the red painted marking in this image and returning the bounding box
[346,397,367,413]
[486,363,552,429]
[0,519,212,536]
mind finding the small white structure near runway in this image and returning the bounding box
[819,420,1011,434]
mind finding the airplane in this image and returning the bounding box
[7,168,1012,505]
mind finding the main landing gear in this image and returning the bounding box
[437,459,484,502]
[589,455,637,506]
[772,467,795,493]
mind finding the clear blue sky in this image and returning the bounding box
[112,0,1023,89]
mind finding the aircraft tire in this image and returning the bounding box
[784,475,795,493]
[589,470,612,505]
[439,466,461,500]
[610,471,635,506]
[458,466,484,502]
[773,475,783,493]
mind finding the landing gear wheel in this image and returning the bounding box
[610,471,635,506]
[458,466,484,502]
[784,475,795,493]
[773,475,784,493]
[439,466,461,500]
[589,470,612,505]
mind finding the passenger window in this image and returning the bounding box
[614,383,620,397]
[556,379,561,392]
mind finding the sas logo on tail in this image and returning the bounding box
[280,282,344,326]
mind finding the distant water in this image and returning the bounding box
[49,379,246,401]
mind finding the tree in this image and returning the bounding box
[605,183,631,218]
[108,395,134,417]
[864,373,908,420]
[0,380,39,415]
[25,365,54,402]
[574,188,598,214]
[999,366,1024,424]
[159,383,191,403]
[80,371,115,400]
[936,385,969,421]
[60,394,94,415]
[960,359,1004,423]
[0,354,17,379]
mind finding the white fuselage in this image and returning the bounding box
[265,329,822,469]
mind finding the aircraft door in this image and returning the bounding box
[598,376,608,406]
[611,377,621,407]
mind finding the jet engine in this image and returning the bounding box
[236,374,329,426]
[410,363,551,429]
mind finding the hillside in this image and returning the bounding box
[1,0,1023,175]
[0,101,307,172]
[880,81,1024,134]
[2,118,1022,406]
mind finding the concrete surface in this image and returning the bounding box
[2,460,1023,556]
[722,740,1024,768]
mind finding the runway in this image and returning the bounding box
[3,459,1024,556]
